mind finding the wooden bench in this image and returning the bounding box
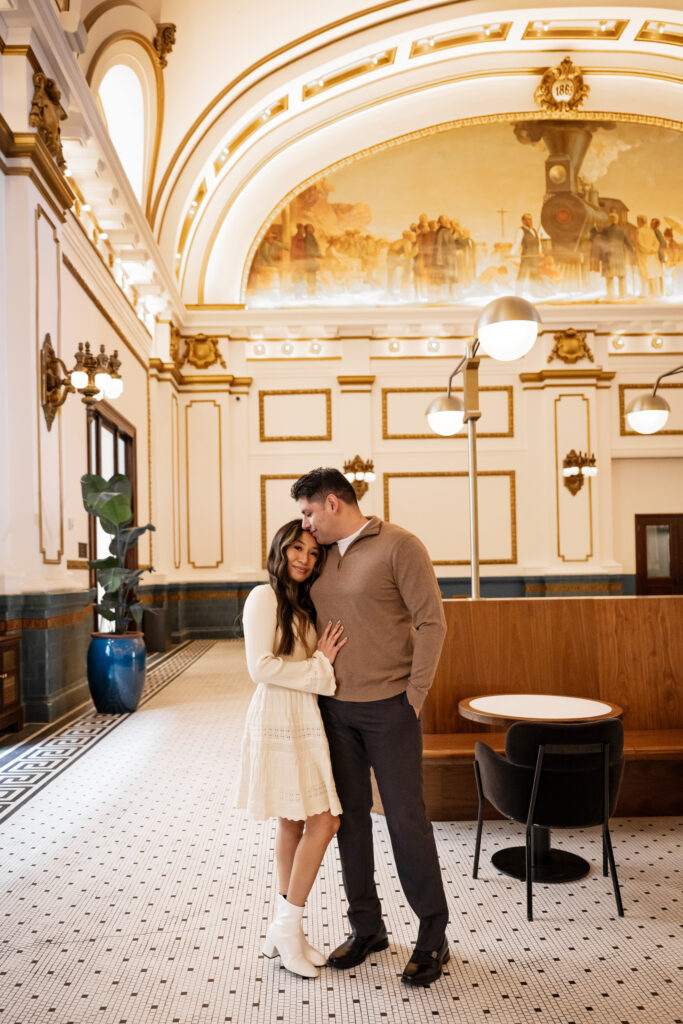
[422,729,683,820]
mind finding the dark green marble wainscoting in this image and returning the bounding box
[0,590,95,724]
[139,583,261,644]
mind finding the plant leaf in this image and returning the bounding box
[94,604,116,621]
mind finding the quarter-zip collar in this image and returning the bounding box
[333,516,382,566]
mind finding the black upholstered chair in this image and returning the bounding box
[473,719,625,920]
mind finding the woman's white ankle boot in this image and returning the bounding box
[262,898,319,978]
[275,893,326,967]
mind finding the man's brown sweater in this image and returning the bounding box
[311,516,447,711]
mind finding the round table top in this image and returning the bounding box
[458,693,623,727]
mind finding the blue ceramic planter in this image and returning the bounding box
[87,633,146,714]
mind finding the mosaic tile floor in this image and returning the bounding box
[0,640,681,1024]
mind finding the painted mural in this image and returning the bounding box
[244,118,683,307]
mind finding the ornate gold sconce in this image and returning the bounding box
[562,449,597,495]
[40,334,123,431]
[343,455,376,500]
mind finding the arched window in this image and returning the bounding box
[98,64,145,202]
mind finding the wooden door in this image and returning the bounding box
[635,514,683,595]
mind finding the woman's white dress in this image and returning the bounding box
[236,584,342,821]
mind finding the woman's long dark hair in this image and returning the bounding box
[266,519,326,657]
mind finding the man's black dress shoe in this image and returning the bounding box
[401,938,450,986]
[327,929,389,969]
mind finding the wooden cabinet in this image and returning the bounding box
[0,636,23,734]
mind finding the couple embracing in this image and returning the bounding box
[236,467,449,986]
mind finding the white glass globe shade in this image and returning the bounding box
[426,394,465,436]
[477,318,539,361]
[344,472,355,483]
[70,369,88,389]
[107,376,124,399]
[365,471,376,482]
[626,393,670,434]
[475,296,541,361]
[95,371,111,395]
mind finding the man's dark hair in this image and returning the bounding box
[291,467,358,506]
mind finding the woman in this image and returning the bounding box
[236,519,347,979]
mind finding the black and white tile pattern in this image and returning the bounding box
[0,641,681,1023]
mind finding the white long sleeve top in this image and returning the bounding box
[243,584,336,696]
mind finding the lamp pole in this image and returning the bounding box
[463,345,482,599]
[426,295,541,601]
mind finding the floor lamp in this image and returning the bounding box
[426,296,542,599]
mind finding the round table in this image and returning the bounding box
[459,693,623,883]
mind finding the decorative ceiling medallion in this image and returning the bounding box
[534,57,589,114]
[548,329,594,365]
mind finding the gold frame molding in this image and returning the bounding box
[618,382,683,436]
[35,204,64,565]
[171,392,181,568]
[382,386,513,439]
[383,470,517,565]
[185,399,224,569]
[554,393,593,563]
[259,389,332,442]
[260,473,301,568]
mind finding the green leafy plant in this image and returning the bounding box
[80,473,155,633]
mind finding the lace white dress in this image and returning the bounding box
[236,584,342,821]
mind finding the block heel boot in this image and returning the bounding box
[275,893,326,967]
[262,898,319,979]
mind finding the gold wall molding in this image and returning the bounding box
[259,388,332,442]
[83,1,141,32]
[337,375,375,386]
[521,369,615,389]
[185,400,224,569]
[61,254,146,371]
[383,470,517,565]
[35,205,64,565]
[171,393,181,568]
[260,473,301,568]
[554,393,593,563]
[382,386,513,439]
[618,382,683,436]
[85,31,164,221]
[234,108,683,305]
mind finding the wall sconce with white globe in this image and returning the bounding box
[343,455,376,500]
[40,334,123,430]
[626,363,682,434]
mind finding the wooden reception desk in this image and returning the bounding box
[421,596,683,819]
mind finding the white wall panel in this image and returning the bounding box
[259,389,331,441]
[383,386,513,439]
[35,206,63,565]
[383,471,516,565]
[260,474,302,568]
[554,394,593,563]
[186,400,223,568]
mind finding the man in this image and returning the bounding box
[513,212,541,294]
[291,467,449,987]
[599,210,633,299]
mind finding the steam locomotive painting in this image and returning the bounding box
[241,116,683,307]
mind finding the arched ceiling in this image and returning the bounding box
[75,0,683,308]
